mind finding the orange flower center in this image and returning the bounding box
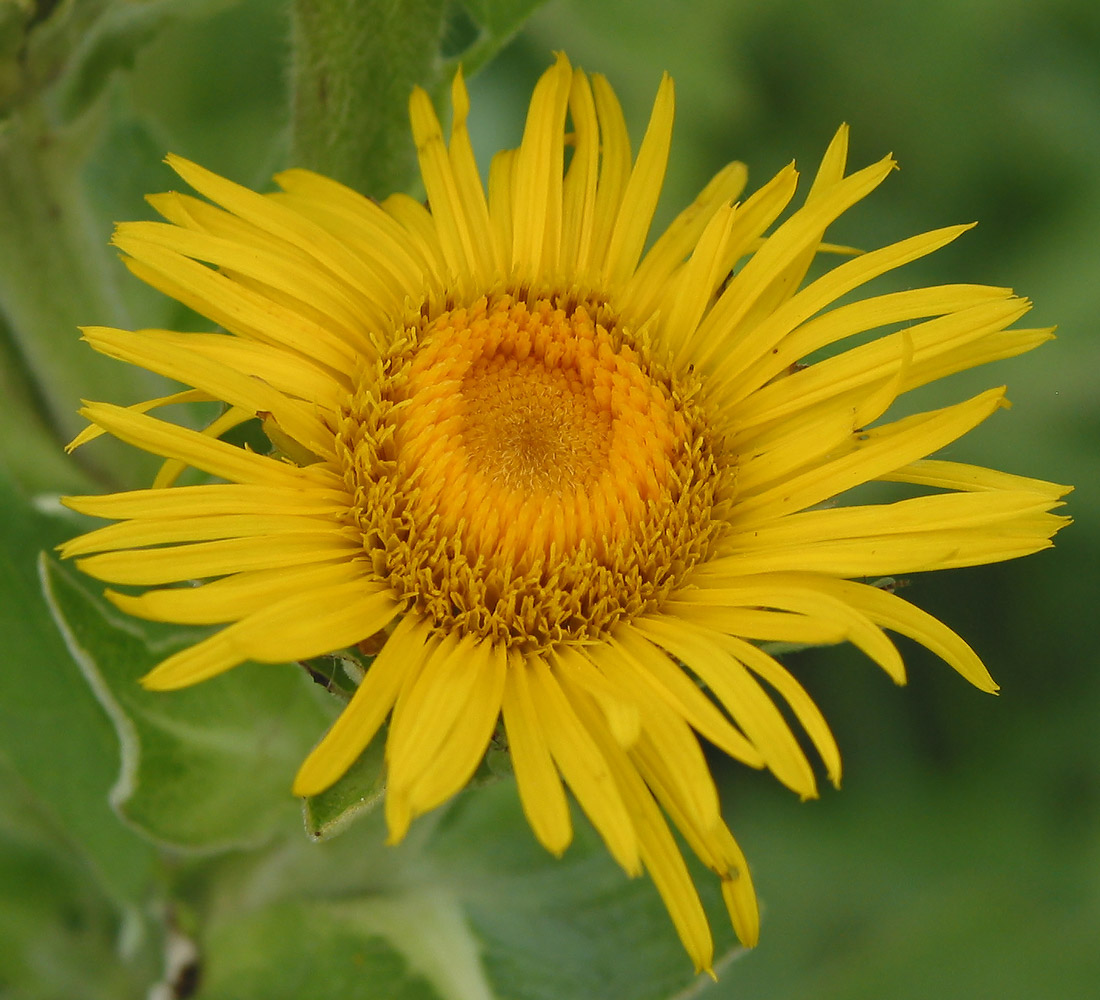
[394,294,685,569]
[338,292,727,648]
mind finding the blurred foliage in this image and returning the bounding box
[1,0,1096,997]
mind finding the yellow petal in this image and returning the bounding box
[76,531,358,586]
[510,52,572,279]
[80,326,333,458]
[141,581,398,690]
[585,643,720,830]
[811,578,999,692]
[527,653,641,876]
[501,650,573,857]
[550,644,641,748]
[293,614,433,798]
[563,682,715,974]
[406,641,507,816]
[106,559,367,625]
[61,483,347,521]
[882,460,1072,498]
[602,72,675,288]
[76,402,326,490]
[610,626,765,768]
[634,615,817,798]
[731,387,1008,524]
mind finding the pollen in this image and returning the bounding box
[337,292,729,650]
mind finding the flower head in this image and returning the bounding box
[62,54,1069,971]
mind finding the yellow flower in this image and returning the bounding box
[62,54,1069,972]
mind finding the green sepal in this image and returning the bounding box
[302,725,388,841]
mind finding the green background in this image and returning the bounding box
[1,0,1097,997]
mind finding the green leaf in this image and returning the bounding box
[0,474,157,911]
[195,780,741,1000]
[40,554,339,851]
[430,782,743,1000]
[0,767,158,1000]
[0,312,98,495]
[197,901,443,1000]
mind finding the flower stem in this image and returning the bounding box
[0,102,160,490]
[289,0,449,198]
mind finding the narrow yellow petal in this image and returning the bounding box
[634,615,817,799]
[510,52,572,278]
[80,326,334,458]
[657,202,737,357]
[59,511,343,558]
[585,644,720,830]
[164,154,389,309]
[723,636,842,787]
[688,155,896,373]
[711,491,1067,578]
[293,615,432,798]
[813,578,999,692]
[151,406,254,491]
[119,243,360,371]
[674,575,905,683]
[501,650,573,857]
[550,644,640,748]
[272,167,431,297]
[563,684,715,974]
[380,192,449,292]
[731,394,864,496]
[486,149,516,272]
[406,641,507,815]
[712,527,1062,578]
[626,159,748,314]
[447,67,501,277]
[66,389,213,453]
[730,388,1008,524]
[409,81,491,287]
[720,273,998,406]
[82,327,347,408]
[713,124,852,348]
[662,602,849,648]
[881,460,1072,498]
[113,221,379,345]
[670,162,801,369]
[610,627,765,768]
[144,187,397,317]
[587,72,632,268]
[561,69,600,274]
[75,531,359,586]
[901,327,1054,395]
[61,483,348,521]
[731,298,1028,435]
[76,402,318,489]
[140,582,398,690]
[105,559,368,625]
[527,653,641,876]
[719,834,760,948]
[385,632,474,789]
[726,489,1065,546]
[807,123,850,198]
[602,72,675,288]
